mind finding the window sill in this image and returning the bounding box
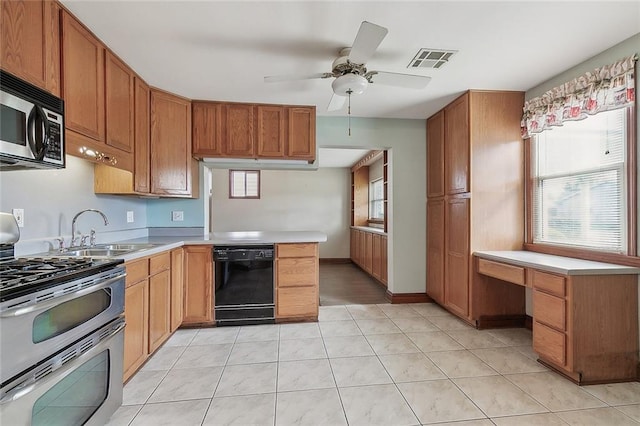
[523,242,640,267]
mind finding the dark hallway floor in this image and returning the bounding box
[319,262,389,306]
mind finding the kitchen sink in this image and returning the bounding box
[61,248,134,257]
[92,243,159,251]
[48,243,162,258]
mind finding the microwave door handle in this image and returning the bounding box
[27,105,50,161]
[0,321,125,405]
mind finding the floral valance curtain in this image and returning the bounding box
[521,55,637,138]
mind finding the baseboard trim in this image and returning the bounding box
[319,258,352,264]
[476,314,527,330]
[385,291,433,304]
[524,315,533,330]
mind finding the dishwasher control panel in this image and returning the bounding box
[213,245,274,262]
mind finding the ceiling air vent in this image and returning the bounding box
[408,49,457,69]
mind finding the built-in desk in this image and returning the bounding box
[474,250,640,385]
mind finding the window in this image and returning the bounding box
[531,108,629,253]
[369,178,384,220]
[229,170,260,199]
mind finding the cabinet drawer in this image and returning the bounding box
[533,321,566,366]
[477,258,525,286]
[277,258,317,287]
[532,270,565,297]
[126,258,149,287]
[277,287,318,318]
[276,243,317,258]
[533,290,565,331]
[149,252,171,274]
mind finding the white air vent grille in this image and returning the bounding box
[408,49,457,69]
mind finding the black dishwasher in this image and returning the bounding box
[213,245,275,326]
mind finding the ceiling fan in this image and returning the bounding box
[264,21,431,111]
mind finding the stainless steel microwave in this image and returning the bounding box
[0,70,65,170]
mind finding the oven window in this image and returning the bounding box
[32,290,111,343]
[0,104,26,146]
[31,350,109,426]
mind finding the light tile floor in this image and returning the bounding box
[107,303,640,425]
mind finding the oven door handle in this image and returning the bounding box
[0,273,125,318]
[0,321,125,404]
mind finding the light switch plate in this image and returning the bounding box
[12,209,24,228]
[171,211,184,221]
[126,211,134,223]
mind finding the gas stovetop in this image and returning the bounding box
[0,257,124,302]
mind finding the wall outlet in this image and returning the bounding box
[126,211,134,223]
[12,209,24,228]
[171,211,184,221]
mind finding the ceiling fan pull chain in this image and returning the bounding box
[348,89,352,136]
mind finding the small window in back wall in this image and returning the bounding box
[229,170,260,199]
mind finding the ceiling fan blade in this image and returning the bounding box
[348,21,388,65]
[264,72,333,83]
[368,71,431,89]
[327,94,346,111]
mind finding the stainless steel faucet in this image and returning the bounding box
[71,209,109,247]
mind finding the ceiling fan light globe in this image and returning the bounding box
[332,73,368,95]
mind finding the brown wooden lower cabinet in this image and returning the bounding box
[349,228,387,286]
[275,243,318,320]
[170,248,184,332]
[148,268,171,353]
[183,245,214,325]
[123,277,148,382]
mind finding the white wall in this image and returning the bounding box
[211,167,351,258]
[0,156,147,254]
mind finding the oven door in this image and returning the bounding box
[0,317,124,426]
[0,267,125,383]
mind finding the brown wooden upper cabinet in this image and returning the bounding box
[426,110,445,198]
[133,77,151,193]
[192,101,316,162]
[1,0,61,96]
[444,94,470,195]
[105,51,134,154]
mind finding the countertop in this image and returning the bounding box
[111,231,327,261]
[351,226,387,235]
[474,250,640,276]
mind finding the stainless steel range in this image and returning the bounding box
[0,213,125,426]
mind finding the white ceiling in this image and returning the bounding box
[317,148,371,168]
[60,1,639,120]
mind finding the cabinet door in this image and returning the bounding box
[287,107,316,160]
[224,103,255,157]
[427,110,445,197]
[445,197,470,317]
[350,229,356,261]
[148,269,171,353]
[364,232,373,274]
[257,106,285,158]
[183,246,213,324]
[380,235,388,285]
[192,102,223,157]
[134,77,150,193]
[372,233,382,280]
[150,90,193,196]
[61,11,105,141]
[170,248,184,332]
[427,198,445,303]
[358,230,366,267]
[444,93,469,195]
[1,0,60,96]
[276,286,318,318]
[124,279,148,382]
[105,51,134,153]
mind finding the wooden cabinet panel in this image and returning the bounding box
[224,103,255,157]
[532,270,565,297]
[277,243,318,258]
[150,252,171,275]
[148,269,171,353]
[257,106,285,158]
[183,246,213,324]
[380,235,388,285]
[534,321,566,366]
[350,229,356,261]
[134,77,150,193]
[150,89,194,196]
[277,258,317,287]
[105,51,134,153]
[1,0,60,95]
[61,11,105,141]
[444,94,469,195]
[426,110,445,197]
[276,287,318,318]
[288,107,316,160]
[125,258,149,287]
[445,197,470,317]
[170,248,184,332]
[123,279,148,382]
[533,290,565,331]
[477,259,525,286]
[427,198,445,303]
[192,102,223,157]
[364,232,373,274]
[372,234,382,280]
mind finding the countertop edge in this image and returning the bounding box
[474,250,640,276]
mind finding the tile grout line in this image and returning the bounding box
[319,313,352,425]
